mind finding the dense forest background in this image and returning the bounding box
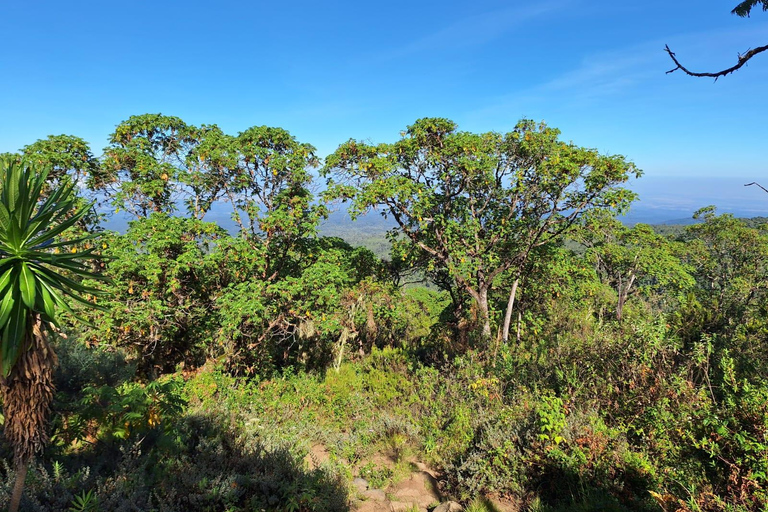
[0,113,766,512]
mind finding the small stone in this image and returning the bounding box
[390,472,440,509]
[353,477,369,493]
[355,500,389,512]
[363,489,387,502]
[433,502,463,512]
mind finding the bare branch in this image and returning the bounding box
[745,181,768,194]
[665,43,768,79]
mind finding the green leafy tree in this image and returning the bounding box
[488,243,600,350]
[677,207,768,347]
[21,135,106,234]
[580,215,694,321]
[102,115,326,280]
[181,124,233,219]
[323,118,638,345]
[0,157,106,512]
[21,135,103,194]
[101,114,198,218]
[212,236,380,375]
[82,214,224,376]
[192,125,326,278]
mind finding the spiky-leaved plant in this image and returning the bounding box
[0,156,106,512]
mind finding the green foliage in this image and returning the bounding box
[212,237,377,375]
[125,413,347,512]
[102,114,327,243]
[69,377,186,444]
[491,243,602,345]
[324,117,640,341]
[47,338,187,453]
[101,114,196,218]
[673,208,768,383]
[210,234,436,376]
[535,395,566,445]
[0,459,95,512]
[80,214,223,375]
[682,208,768,332]
[358,461,393,489]
[53,335,135,395]
[0,156,106,375]
[2,412,349,512]
[9,115,768,512]
[22,135,103,196]
[732,0,768,17]
[199,124,325,241]
[68,489,97,512]
[581,215,694,320]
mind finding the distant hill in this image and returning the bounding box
[99,175,767,257]
[318,208,394,258]
[318,207,767,256]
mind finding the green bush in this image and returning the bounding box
[79,214,224,376]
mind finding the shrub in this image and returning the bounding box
[80,214,224,376]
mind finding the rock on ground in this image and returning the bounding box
[388,471,441,510]
[433,502,463,512]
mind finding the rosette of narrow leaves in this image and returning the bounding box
[0,156,107,376]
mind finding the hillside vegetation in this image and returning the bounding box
[0,115,766,512]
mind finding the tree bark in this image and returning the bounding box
[8,458,28,512]
[0,315,57,512]
[501,278,520,345]
[616,274,636,322]
[616,291,625,322]
[477,287,492,345]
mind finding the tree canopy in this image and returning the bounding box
[323,118,639,342]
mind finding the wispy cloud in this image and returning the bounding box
[383,1,570,58]
[471,43,660,119]
[468,21,768,124]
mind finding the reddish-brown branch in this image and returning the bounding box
[664,43,768,79]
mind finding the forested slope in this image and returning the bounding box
[0,115,766,511]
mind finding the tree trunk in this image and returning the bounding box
[616,274,636,322]
[501,278,520,345]
[8,458,28,512]
[0,315,57,512]
[616,291,625,321]
[477,287,492,346]
[453,295,469,352]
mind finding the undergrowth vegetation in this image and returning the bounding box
[1,116,767,511]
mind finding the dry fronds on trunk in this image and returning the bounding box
[1,314,58,465]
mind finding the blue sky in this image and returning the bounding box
[1,0,766,217]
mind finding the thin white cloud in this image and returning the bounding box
[384,1,571,58]
[468,21,768,122]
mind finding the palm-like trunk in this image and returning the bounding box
[8,459,28,512]
[1,314,57,512]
